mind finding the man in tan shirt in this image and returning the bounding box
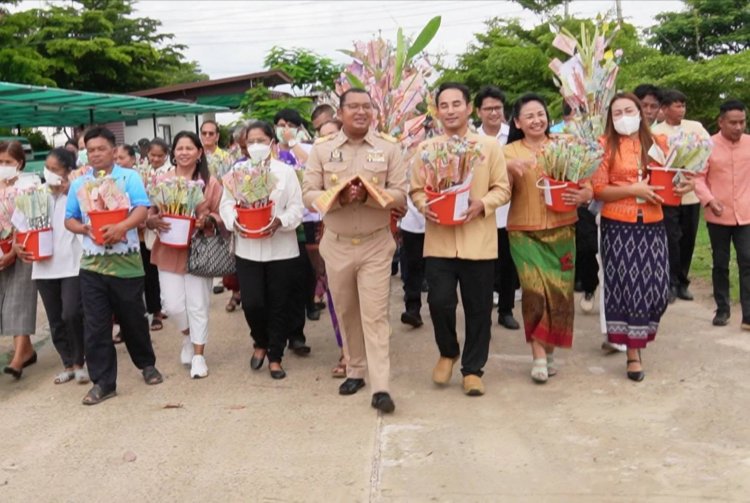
[652,89,711,303]
[410,82,511,396]
[303,88,407,413]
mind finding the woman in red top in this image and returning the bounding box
[592,92,689,381]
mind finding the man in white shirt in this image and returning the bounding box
[652,90,711,303]
[475,85,519,330]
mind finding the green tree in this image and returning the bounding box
[648,0,750,60]
[0,0,206,92]
[239,85,313,124]
[263,46,342,95]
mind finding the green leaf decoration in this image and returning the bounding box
[406,16,441,62]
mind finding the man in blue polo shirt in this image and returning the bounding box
[65,126,162,405]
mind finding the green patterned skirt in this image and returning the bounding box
[509,226,576,348]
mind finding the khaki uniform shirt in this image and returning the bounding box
[409,132,511,260]
[504,140,580,232]
[303,129,407,236]
[651,119,710,205]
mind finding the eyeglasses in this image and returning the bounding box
[343,103,373,112]
[481,106,503,114]
[200,131,217,136]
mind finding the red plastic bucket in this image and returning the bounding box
[89,208,129,245]
[537,177,579,212]
[425,186,471,225]
[15,228,53,261]
[236,202,274,239]
[648,167,682,207]
[158,214,195,249]
[0,237,11,256]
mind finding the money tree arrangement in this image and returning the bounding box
[420,135,483,192]
[549,16,622,142]
[0,188,16,249]
[222,163,277,209]
[537,136,604,183]
[148,175,205,217]
[13,185,51,231]
[76,172,131,213]
[336,16,441,151]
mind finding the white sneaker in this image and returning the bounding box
[580,292,594,313]
[180,336,194,365]
[190,355,208,379]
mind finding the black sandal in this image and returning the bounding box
[626,350,644,382]
[150,316,163,331]
[142,366,163,385]
[82,384,117,405]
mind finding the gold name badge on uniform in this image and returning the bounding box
[366,149,386,163]
[330,149,343,162]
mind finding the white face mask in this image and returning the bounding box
[0,165,17,180]
[247,143,271,164]
[44,168,65,187]
[613,114,641,136]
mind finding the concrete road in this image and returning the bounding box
[1,279,749,502]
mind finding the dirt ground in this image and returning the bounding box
[1,278,749,502]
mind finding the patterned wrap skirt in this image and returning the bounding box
[600,217,669,349]
[509,225,576,348]
[0,259,37,335]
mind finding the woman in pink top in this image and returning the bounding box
[147,131,224,379]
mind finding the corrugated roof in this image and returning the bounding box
[0,81,229,128]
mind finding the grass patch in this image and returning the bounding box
[690,213,739,302]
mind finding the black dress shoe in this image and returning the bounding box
[371,392,395,413]
[3,351,38,380]
[339,378,365,395]
[668,287,677,305]
[306,309,321,321]
[498,312,520,330]
[288,339,311,356]
[212,285,225,294]
[269,365,287,380]
[676,285,694,301]
[627,350,644,382]
[400,311,423,328]
[314,301,326,310]
[713,311,730,326]
[250,351,266,370]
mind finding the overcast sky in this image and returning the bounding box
[17,0,686,80]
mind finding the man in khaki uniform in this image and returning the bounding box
[302,88,407,414]
[410,82,511,396]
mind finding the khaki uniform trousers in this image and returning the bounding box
[319,227,395,393]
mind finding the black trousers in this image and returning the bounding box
[707,222,750,321]
[36,277,85,368]
[80,270,156,393]
[236,255,296,363]
[426,257,494,377]
[663,203,700,288]
[140,242,162,314]
[575,207,600,294]
[400,230,425,314]
[288,242,310,347]
[494,228,519,314]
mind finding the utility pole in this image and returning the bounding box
[615,0,623,23]
[563,0,569,19]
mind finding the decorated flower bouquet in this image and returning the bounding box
[76,173,131,245]
[222,164,278,238]
[420,135,483,192]
[537,136,604,183]
[12,185,53,260]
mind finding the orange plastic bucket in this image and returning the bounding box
[537,177,579,213]
[236,202,274,239]
[15,228,53,261]
[648,167,682,206]
[0,237,11,255]
[425,186,471,225]
[89,208,129,245]
[158,214,195,249]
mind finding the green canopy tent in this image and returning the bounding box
[0,81,229,134]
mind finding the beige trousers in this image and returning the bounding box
[319,227,395,393]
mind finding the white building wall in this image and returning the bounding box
[123,114,212,145]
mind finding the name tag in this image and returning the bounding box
[367,149,385,163]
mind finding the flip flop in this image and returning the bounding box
[82,384,116,405]
[142,366,163,385]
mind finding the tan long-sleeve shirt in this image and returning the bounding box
[409,132,511,260]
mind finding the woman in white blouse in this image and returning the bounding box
[219,121,303,380]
